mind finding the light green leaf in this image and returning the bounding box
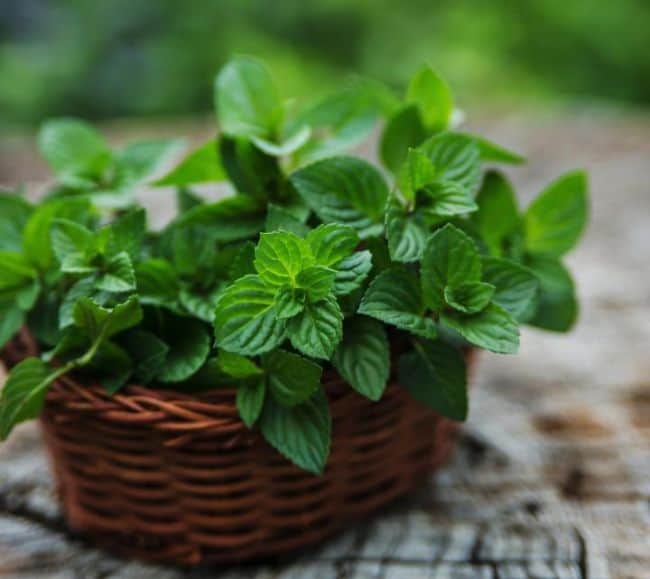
[333,250,373,296]
[0,193,32,252]
[113,139,182,187]
[444,282,495,314]
[216,350,263,379]
[442,303,519,354]
[214,274,287,356]
[307,223,358,267]
[0,358,55,440]
[420,132,481,195]
[290,156,389,239]
[260,389,331,474]
[38,118,111,179]
[472,135,526,164]
[398,148,437,201]
[275,286,306,320]
[236,380,266,427]
[398,339,467,420]
[471,171,520,256]
[296,266,337,301]
[251,125,311,156]
[0,251,37,296]
[526,256,578,332]
[254,231,313,287]
[385,194,428,263]
[95,252,136,293]
[359,266,437,339]
[155,140,225,186]
[264,349,322,407]
[379,104,427,172]
[215,56,282,139]
[420,181,478,217]
[524,171,588,257]
[406,66,453,132]
[482,257,539,321]
[157,316,211,383]
[421,224,482,312]
[51,219,93,266]
[288,296,343,360]
[73,295,142,341]
[177,196,265,243]
[58,277,103,329]
[332,316,389,401]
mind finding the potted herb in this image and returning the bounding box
[0,56,588,565]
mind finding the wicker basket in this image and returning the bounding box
[3,334,473,566]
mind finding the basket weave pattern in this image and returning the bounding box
[3,334,467,566]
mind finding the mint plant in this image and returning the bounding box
[0,56,588,474]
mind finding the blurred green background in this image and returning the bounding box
[1,0,649,129]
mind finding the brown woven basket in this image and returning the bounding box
[3,334,474,566]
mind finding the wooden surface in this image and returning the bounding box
[1,111,649,578]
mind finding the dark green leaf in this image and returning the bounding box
[157,316,211,383]
[332,316,389,401]
[275,286,306,320]
[0,302,23,350]
[236,380,266,427]
[264,349,322,407]
[288,296,343,360]
[73,295,142,341]
[95,251,136,293]
[265,204,311,237]
[385,194,428,263]
[216,350,263,379]
[359,266,437,338]
[379,104,427,172]
[0,251,37,296]
[420,132,481,195]
[397,148,437,201]
[444,281,495,314]
[296,266,336,301]
[229,241,256,280]
[482,257,539,321]
[0,193,32,252]
[106,208,146,260]
[307,223,358,267]
[420,181,478,217]
[260,389,331,474]
[399,339,467,420]
[135,259,180,308]
[122,330,169,384]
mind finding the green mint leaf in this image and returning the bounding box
[254,231,313,287]
[332,250,373,296]
[51,219,93,265]
[471,171,520,256]
[264,349,322,407]
[275,287,306,320]
[290,156,389,239]
[397,148,437,202]
[106,208,146,261]
[296,266,336,302]
[525,256,578,332]
[236,380,266,428]
[215,56,282,139]
[251,125,311,157]
[398,339,467,421]
[122,330,169,384]
[421,224,482,312]
[23,197,94,271]
[288,296,343,360]
[442,303,519,354]
[419,181,478,217]
[214,274,287,356]
[73,295,142,342]
[95,251,136,293]
[179,286,222,323]
[444,281,495,314]
[155,140,225,186]
[359,266,437,339]
[58,278,102,329]
[37,118,111,179]
[307,223,358,267]
[420,132,481,196]
[113,139,182,188]
[524,171,588,258]
[471,135,526,164]
[157,315,211,383]
[176,196,265,243]
[406,65,453,132]
[135,259,180,309]
[229,241,256,281]
[0,251,37,297]
[0,302,24,350]
[332,316,389,401]
[87,341,133,394]
[482,257,539,321]
[216,350,263,379]
[260,389,331,475]
[379,104,427,172]
[265,204,311,237]
[0,193,32,252]
[0,357,55,440]
[176,188,203,213]
[385,194,428,263]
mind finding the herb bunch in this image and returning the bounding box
[0,57,588,474]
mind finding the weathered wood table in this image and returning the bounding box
[1,112,648,578]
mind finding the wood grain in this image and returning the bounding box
[1,112,648,578]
